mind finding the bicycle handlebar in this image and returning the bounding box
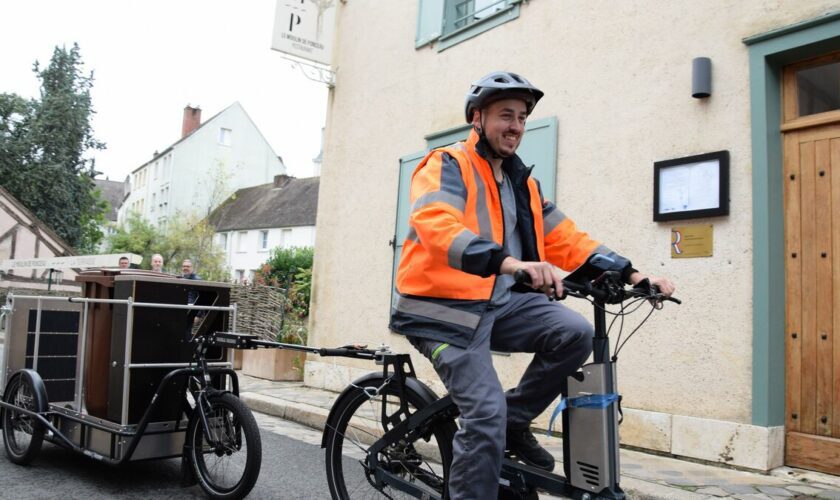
[513,269,681,305]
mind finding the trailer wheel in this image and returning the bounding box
[2,370,47,465]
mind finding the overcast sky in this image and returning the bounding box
[0,0,329,181]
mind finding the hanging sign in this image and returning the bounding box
[0,253,142,270]
[671,225,713,258]
[271,0,336,66]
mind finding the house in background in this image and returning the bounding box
[0,186,79,293]
[93,177,127,249]
[208,175,318,282]
[118,102,286,229]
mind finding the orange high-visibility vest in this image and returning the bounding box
[391,130,607,346]
[396,130,600,300]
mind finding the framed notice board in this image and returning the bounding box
[653,150,729,222]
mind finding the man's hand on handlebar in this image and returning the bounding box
[501,257,564,299]
[628,272,676,297]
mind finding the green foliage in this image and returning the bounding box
[257,247,314,284]
[77,186,110,254]
[106,212,161,260]
[0,44,107,250]
[158,213,229,282]
[255,247,314,345]
[107,210,229,281]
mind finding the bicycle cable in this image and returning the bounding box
[613,301,660,358]
[608,296,649,356]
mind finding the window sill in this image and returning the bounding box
[437,3,520,52]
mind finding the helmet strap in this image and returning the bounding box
[475,112,509,160]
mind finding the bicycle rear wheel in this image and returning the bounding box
[188,392,261,499]
[324,378,456,499]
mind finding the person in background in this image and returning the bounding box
[181,259,200,281]
[182,258,201,303]
[150,253,164,273]
[182,259,202,329]
[118,256,130,269]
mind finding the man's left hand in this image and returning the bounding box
[628,272,675,297]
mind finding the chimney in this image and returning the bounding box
[181,105,202,137]
[273,174,292,188]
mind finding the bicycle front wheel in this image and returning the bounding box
[325,378,456,499]
[188,392,262,499]
[2,370,47,465]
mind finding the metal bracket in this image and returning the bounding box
[277,53,335,88]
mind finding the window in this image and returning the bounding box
[235,269,245,283]
[151,193,156,212]
[783,53,840,129]
[153,161,159,179]
[280,228,292,248]
[259,230,269,250]
[219,233,228,250]
[416,0,521,51]
[237,231,248,252]
[219,128,232,146]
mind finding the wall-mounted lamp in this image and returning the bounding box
[692,57,712,98]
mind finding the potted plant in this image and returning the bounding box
[240,249,312,381]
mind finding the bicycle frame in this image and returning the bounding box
[329,277,642,500]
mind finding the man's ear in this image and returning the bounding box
[471,109,482,133]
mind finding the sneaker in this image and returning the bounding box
[505,425,555,471]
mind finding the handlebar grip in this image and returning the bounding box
[318,348,351,356]
[513,269,530,285]
[650,284,682,305]
[512,269,566,300]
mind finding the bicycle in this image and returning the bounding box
[319,262,680,499]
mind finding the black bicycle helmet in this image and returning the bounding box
[464,71,544,123]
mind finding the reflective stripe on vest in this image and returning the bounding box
[394,295,482,330]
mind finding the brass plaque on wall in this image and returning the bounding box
[671,225,713,258]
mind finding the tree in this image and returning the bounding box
[106,212,162,260]
[158,213,229,282]
[0,43,106,251]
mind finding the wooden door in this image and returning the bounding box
[783,51,840,474]
[784,123,840,473]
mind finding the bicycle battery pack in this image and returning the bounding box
[565,361,622,497]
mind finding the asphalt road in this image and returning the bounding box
[0,427,334,499]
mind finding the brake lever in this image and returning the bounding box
[646,282,682,305]
[548,287,568,301]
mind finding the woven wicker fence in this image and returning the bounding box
[229,283,306,342]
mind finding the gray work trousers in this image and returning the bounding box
[410,292,594,500]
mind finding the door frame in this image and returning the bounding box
[744,11,840,428]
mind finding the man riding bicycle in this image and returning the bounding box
[389,71,675,499]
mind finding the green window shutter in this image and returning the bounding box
[424,117,558,201]
[516,117,558,201]
[392,151,425,308]
[426,124,471,150]
[416,0,444,48]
